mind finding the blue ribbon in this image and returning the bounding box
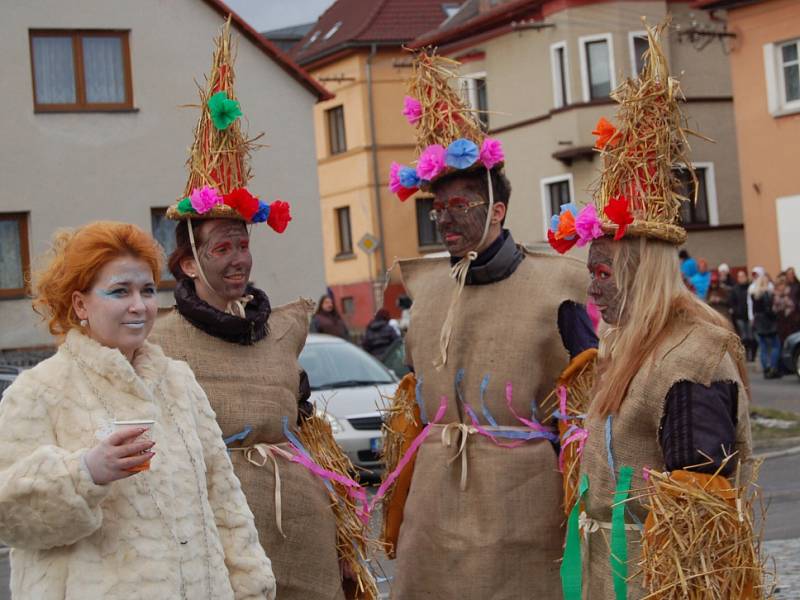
[224,425,252,447]
[479,374,499,427]
[415,375,429,424]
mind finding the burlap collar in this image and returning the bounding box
[456,229,524,286]
[174,278,271,345]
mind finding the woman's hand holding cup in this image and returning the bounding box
[84,426,155,485]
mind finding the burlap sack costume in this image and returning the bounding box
[391,250,586,600]
[578,323,751,599]
[151,300,346,600]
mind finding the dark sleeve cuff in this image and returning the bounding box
[659,380,739,476]
[557,300,599,360]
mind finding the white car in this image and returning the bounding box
[299,334,398,470]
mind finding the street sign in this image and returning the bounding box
[357,233,380,255]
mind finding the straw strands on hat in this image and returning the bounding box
[594,20,708,244]
[638,457,773,599]
[406,50,484,154]
[296,414,379,599]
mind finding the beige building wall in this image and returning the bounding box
[724,0,800,275]
[0,0,325,349]
[450,0,745,267]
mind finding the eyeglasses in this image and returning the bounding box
[428,200,487,222]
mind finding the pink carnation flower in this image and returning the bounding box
[416,144,446,181]
[389,162,403,193]
[190,185,222,214]
[479,138,504,169]
[402,96,422,125]
[574,204,604,246]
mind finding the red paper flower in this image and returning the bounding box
[604,195,634,241]
[267,200,292,233]
[223,188,259,221]
[592,117,621,150]
[396,186,418,202]
[548,229,578,254]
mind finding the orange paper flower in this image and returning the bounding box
[555,210,577,240]
[592,117,621,150]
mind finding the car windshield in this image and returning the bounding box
[299,340,396,390]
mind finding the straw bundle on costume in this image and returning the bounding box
[543,349,596,517]
[639,459,771,599]
[297,414,379,599]
[378,373,421,558]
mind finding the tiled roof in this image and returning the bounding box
[201,0,332,100]
[292,0,455,66]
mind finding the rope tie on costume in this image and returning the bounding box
[440,422,478,491]
[229,443,294,538]
[187,217,253,317]
[434,168,495,370]
[578,511,640,539]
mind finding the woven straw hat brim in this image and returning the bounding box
[418,161,505,191]
[165,203,247,222]
[601,220,687,245]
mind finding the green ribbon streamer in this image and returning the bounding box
[561,473,589,600]
[611,465,634,600]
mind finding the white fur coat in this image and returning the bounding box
[0,330,275,600]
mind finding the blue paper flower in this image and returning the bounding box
[444,139,479,170]
[399,167,420,189]
[252,201,271,223]
[550,214,561,233]
[560,202,579,217]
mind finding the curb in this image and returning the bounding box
[755,445,800,461]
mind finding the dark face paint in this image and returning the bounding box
[196,220,253,301]
[587,238,622,325]
[432,178,489,257]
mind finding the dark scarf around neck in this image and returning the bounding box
[174,278,271,345]
[450,229,524,286]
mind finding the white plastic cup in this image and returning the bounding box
[113,419,155,472]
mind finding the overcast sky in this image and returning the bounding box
[225,0,336,32]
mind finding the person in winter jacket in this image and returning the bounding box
[0,222,274,600]
[309,295,350,340]
[750,272,781,378]
[730,269,757,361]
[690,258,712,300]
[361,309,399,358]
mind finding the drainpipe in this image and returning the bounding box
[366,43,388,291]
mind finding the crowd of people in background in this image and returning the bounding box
[681,250,800,378]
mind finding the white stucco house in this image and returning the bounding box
[0,0,331,351]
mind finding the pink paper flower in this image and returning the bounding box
[479,138,504,169]
[389,162,403,193]
[574,204,604,246]
[402,96,422,125]
[416,144,446,181]
[190,185,222,214]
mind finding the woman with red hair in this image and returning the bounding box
[0,221,275,599]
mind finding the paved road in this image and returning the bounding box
[0,367,796,599]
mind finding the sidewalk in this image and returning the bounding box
[765,538,800,598]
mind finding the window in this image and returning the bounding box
[415,196,443,247]
[326,106,347,155]
[29,30,133,112]
[0,213,31,299]
[150,208,177,285]
[336,206,353,255]
[540,175,574,240]
[341,297,355,316]
[463,73,489,129]
[765,38,800,115]
[673,163,719,227]
[579,34,615,102]
[550,42,571,109]
[629,32,648,77]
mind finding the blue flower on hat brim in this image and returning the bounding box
[445,139,479,170]
[399,167,420,189]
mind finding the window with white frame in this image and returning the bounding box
[629,31,648,77]
[672,163,719,227]
[550,42,570,108]
[764,38,800,115]
[540,175,574,239]
[463,73,488,129]
[579,34,615,101]
[150,208,176,285]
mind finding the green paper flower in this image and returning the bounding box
[208,91,242,131]
[177,197,197,214]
